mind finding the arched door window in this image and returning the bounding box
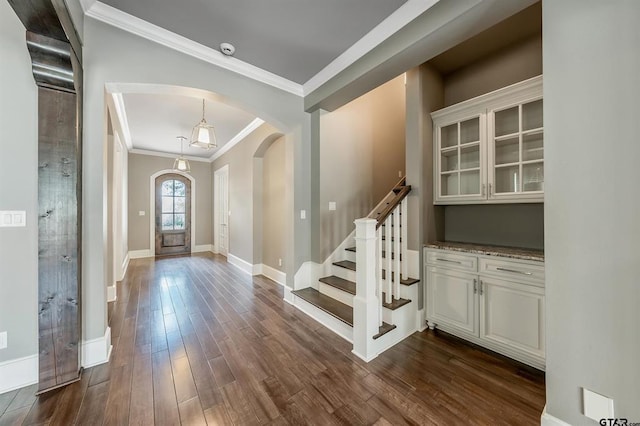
[155,174,191,255]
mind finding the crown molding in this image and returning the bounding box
[303,0,440,94]
[210,118,265,162]
[84,1,303,96]
[129,148,211,162]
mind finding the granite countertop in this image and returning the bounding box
[425,241,544,262]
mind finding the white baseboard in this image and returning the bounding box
[541,406,571,426]
[259,264,286,286]
[119,252,130,281]
[81,327,112,369]
[283,286,294,305]
[227,253,255,275]
[0,354,38,395]
[107,285,117,302]
[417,308,427,332]
[129,249,152,259]
[193,244,214,253]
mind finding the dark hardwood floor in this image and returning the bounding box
[0,253,545,425]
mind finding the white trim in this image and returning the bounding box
[303,0,440,94]
[0,354,38,395]
[352,349,377,363]
[406,249,420,278]
[283,286,294,305]
[193,244,214,253]
[292,296,353,343]
[541,406,571,426]
[107,285,117,302]
[259,264,286,286]
[79,0,96,13]
[213,164,229,257]
[417,308,427,332]
[129,249,152,259]
[111,93,133,150]
[227,253,254,275]
[120,252,130,281]
[81,327,112,368]
[149,170,196,257]
[294,261,322,290]
[130,148,211,162]
[209,118,265,161]
[85,2,303,96]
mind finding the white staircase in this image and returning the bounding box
[292,178,420,362]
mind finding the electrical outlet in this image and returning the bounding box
[329,202,336,211]
[278,258,282,267]
[583,388,614,421]
[138,210,145,216]
[0,331,7,349]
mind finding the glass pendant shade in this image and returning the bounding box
[173,136,191,173]
[173,156,190,173]
[190,99,217,149]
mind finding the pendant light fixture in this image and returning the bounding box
[173,136,191,173]
[190,99,217,149]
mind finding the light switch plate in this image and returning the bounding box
[583,388,614,421]
[329,202,336,211]
[138,210,145,216]
[0,211,26,227]
[300,210,306,219]
[0,332,7,349]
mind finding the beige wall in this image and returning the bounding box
[211,123,283,265]
[319,75,406,259]
[262,137,286,271]
[128,153,212,251]
[443,34,542,107]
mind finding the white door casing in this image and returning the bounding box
[214,164,229,256]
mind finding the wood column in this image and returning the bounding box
[7,0,83,394]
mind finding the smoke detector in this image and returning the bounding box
[220,43,235,56]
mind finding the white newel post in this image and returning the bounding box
[352,218,380,362]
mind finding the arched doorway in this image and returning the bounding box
[155,173,192,255]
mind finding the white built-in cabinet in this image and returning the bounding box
[425,248,545,370]
[432,76,543,204]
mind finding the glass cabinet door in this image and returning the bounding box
[438,116,482,199]
[490,99,543,198]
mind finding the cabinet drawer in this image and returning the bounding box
[425,250,477,272]
[479,258,544,285]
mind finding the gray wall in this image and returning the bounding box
[319,75,406,259]
[0,1,39,363]
[262,136,286,271]
[435,31,544,249]
[444,204,543,250]
[443,34,542,107]
[544,0,640,423]
[127,153,212,251]
[211,123,283,265]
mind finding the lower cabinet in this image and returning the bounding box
[425,248,545,370]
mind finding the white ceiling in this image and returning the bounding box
[120,93,258,159]
[99,0,408,84]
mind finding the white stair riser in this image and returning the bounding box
[318,282,354,307]
[343,250,356,263]
[332,266,356,282]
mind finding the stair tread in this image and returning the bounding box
[292,288,353,326]
[381,293,411,310]
[319,275,356,295]
[333,260,356,271]
[381,269,420,286]
[373,322,397,340]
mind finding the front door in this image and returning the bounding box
[155,174,191,256]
